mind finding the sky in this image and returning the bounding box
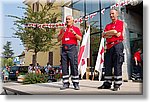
[0,0,26,56]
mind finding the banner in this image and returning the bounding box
[95,37,105,81]
[78,26,90,78]
[25,13,97,28]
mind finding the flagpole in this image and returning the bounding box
[99,0,102,35]
[84,0,86,31]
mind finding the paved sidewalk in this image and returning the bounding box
[1,80,142,95]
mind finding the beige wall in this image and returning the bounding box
[24,41,61,67]
[49,43,61,66]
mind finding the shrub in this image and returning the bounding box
[54,73,62,81]
[23,73,48,84]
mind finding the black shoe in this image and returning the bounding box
[112,85,120,91]
[112,87,120,91]
[98,84,111,89]
[60,83,70,90]
[73,83,80,90]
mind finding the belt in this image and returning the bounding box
[62,44,76,50]
[107,40,122,45]
[62,44,76,47]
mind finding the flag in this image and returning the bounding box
[95,37,105,81]
[78,26,90,78]
[101,9,105,15]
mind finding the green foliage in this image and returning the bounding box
[2,41,14,59]
[7,2,61,65]
[10,4,61,52]
[18,72,26,76]
[54,73,62,81]
[1,58,14,67]
[7,58,14,66]
[1,41,14,67]
[23,73,48,84]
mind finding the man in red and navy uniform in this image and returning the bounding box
[58,15,82,90]
[98,9,124,91]
[132,48,142,80]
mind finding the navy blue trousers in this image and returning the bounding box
[104,42,124,87]
[61,44,79,85]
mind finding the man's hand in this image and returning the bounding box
[135,62,138,66]
[70,28,76,34]
[102,32,105,37]
[102,32,112,38]
[115,32,121,37]
[102,30,121,38]
[70,28,82,41]
[135,57,138,66]
[62,28,67,33]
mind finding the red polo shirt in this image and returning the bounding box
[104,19,124,49]
[58,25,82,45]
[134,51,141,62]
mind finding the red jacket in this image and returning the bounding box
[104,19,124,49]
[58,25,82,45]
[134,51,141,62]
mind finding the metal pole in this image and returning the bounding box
[99,0,102,35]
[84,0,86,30]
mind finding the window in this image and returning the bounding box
[32,55,36,64]
[32,2,39,12]
[72,0,84,15]
[48,52,53,66]
[86,0,99,14]
[89,12,100,34]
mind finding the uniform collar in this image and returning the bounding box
[67,25,74,28]
[112,19,118,24]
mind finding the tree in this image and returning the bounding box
[1,41,14,67]
[2,41,14,59]
[1,58,14,67]
[8,2,61,65]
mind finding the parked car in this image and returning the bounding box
[9,66,28,80]
[17,74,26,82]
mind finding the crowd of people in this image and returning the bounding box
[28,62,56,74]
[27,62,62,81]
[28,63,42,74]
[1,62,62,83]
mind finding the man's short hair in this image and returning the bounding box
[110,8,119,12]
[66,15,74,20]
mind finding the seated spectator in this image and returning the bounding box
[44,62,52,74]
[28,64,34,73]
[2,66,9,82]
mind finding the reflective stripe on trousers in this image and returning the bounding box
[71,75,79,83]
